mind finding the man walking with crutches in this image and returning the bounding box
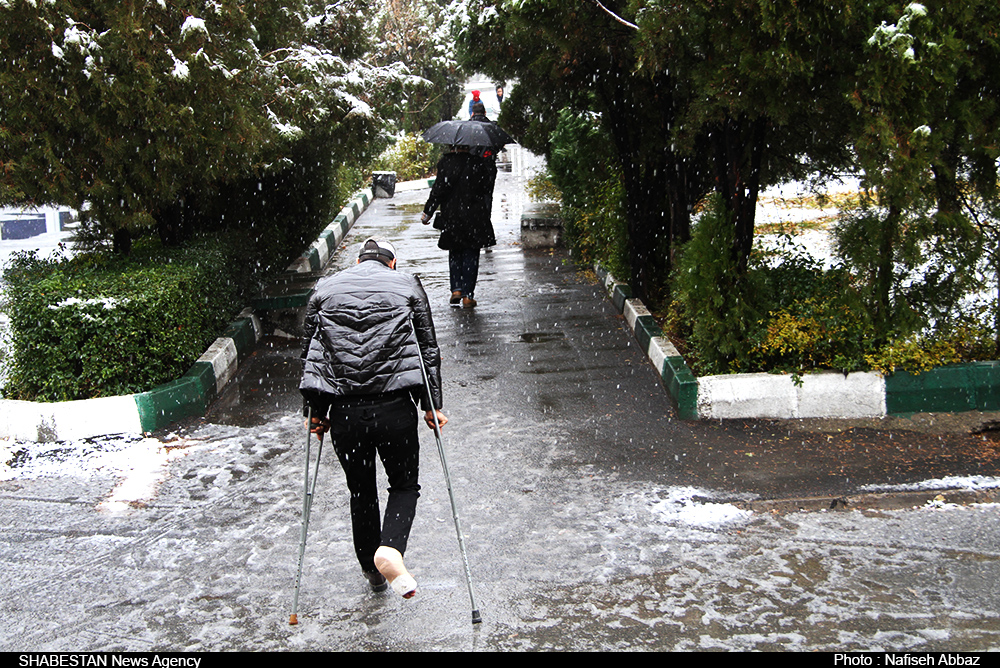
[298,237,447,600]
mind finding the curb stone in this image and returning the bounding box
[733,487,1000,514]
[594,265,698,420]
[594,264,1000,421]
[0,186,381,442]
[286,188,373,274]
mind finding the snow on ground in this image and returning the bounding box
[0,214,206,480]
[754,177,861,268]
[861,475,1000,494]
[6,429,997,530]
[0,433,201,514]
[0,228,76,267]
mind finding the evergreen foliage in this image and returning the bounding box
[373,132,439,181]
[844,0,1000,345]
[0,0,457,400]
[0,0,397,251]
[2,238,243,401]
[371,0,466,131]
[452,0,705,305]
[672,198,876,376]
[548,108,629,279]
[450,0,1000,375]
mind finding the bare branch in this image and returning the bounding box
[589,0,639,31]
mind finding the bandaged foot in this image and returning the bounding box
[374,546,417,599]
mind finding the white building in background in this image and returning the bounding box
[0,206,75,241]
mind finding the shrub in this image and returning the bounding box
[754,293,877,375]
[2,237,245,401]
[867,327,995,376]
[670,196,764,374]
[526,171,561,202]
[561,177,629,280]
[670,197,881,376]
[334,163,367,210]
[546,108,630,278]
[372,132,438,182]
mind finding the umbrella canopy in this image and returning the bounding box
[422,120,515,147]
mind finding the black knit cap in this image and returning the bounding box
[358,237,396,266]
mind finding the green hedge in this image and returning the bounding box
[2,237,243,401]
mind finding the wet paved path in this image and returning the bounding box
[209,147,1000,505]
[3,147,1000,651]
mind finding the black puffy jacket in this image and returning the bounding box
[299,259,443,411]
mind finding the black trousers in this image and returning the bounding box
[326,392,421,573]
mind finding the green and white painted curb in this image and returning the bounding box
[595,266,699,420]
[0,310,261,442]
[595,265,1000,420]
[0,183,395,442]
[287,188,375,273]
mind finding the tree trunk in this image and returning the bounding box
[157,199,188,247]
[710,114,767,274]
[875,204,902,338]
[597,69,667,303]
[112,227,131,256]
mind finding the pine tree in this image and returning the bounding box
[843,1,1000,342]
[371,0,465,132]
[0,0,399,253]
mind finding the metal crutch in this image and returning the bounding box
[290,406,324,625]
[411,317,482,624]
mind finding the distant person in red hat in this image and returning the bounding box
[467,90,481,119]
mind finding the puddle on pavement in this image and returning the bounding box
[205,336,302,428]
[518,332,566,343]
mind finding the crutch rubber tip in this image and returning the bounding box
[289,614,298,625]
[472,610,482,624]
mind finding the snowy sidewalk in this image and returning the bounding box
[4,145,1000,651]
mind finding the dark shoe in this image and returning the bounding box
[462,297,477,308]
[363,570,388,592]
[450,291,462,306]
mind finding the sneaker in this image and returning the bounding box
[462,297,477,308]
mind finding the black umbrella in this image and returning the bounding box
[422,120,516,147]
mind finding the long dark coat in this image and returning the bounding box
[423,151,496,250]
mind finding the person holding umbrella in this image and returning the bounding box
[469,100,500,256]
[420,145,495,308]
[420,119,515,308]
